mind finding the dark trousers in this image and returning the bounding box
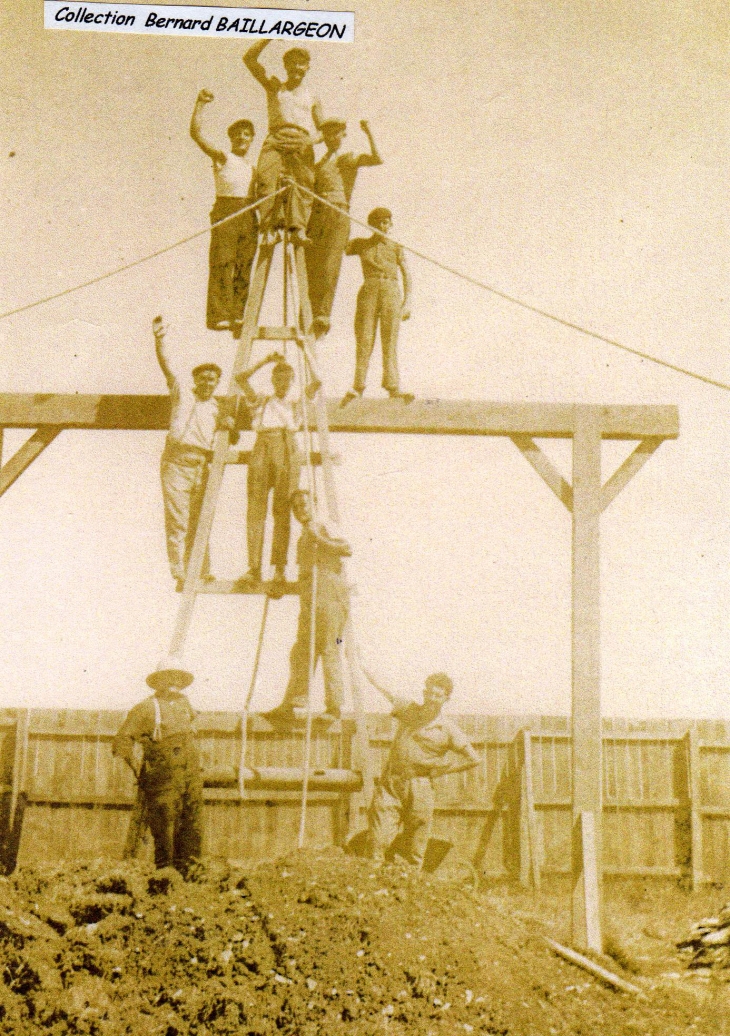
[256,127,315,232]
[141,737,204,876]
[207,197,258,330]
[353,278,402,392]
[282,581,348,713]
[247,430,301,573]
[306,201,350,321]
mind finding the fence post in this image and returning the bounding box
[685,724,703,889]
[517,728,541,889]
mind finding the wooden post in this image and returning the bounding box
[685,724,703,889]
[518,728,541,889]
[571,412,603,950]
[8,708,29,832]
[578,811,602,952]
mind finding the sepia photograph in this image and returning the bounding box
[1,0,730,1031]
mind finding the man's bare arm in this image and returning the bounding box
[190,90,227,164]
[356,120,382,168]
[311,98,324,132]
[234,351,284,403]
[243,41,276,90]
[432,742,480,777]
[152,316,176,390]
[361,665,397,706]
[398,250,412,320]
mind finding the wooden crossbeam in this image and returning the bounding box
[601,436,663,512]
[0,395,679,440]
[0,427,60,499]
[510,434,573,510]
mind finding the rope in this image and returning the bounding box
[238,594,270,799]
[0,188,288,321]
[297,183,730,395]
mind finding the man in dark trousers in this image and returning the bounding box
[342,208,413,404]
[361,666,479,869]
[306,118,382,337]
[112,660,204,876]
[265,489,352,725]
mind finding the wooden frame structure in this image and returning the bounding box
[0,393,679,949]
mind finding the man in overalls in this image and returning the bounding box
[112,661,203,876]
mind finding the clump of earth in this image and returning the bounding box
[0,848,727,1035]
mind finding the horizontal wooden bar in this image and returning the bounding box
[227,450,338,466]
[0,395,679,440]
[603,866,682,877]
[256,326,300,341]
[698,806,730,817]
[195,579,299,596]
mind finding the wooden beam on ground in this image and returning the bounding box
[545,938,642,996]
[0,428,60,499]
[571,412,603,951]
[686,724,704,889]
[510,435,573,510]
[0,395,679,441]
[601,437,664,512]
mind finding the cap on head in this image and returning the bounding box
[425,672,453,696]
[147,658,194,692]
[368,207,392,227]
[228,119,254,140]
[192,362,222,380]
[321,117,347,132]
[283,47,310,70]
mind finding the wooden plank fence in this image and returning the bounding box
[1,709,730,883]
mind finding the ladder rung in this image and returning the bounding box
[256,326,300,341]
[226,450,339,466]
[195,579,299,596]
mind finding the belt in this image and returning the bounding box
[364,274,398,282]
[164,441,213,461]
[255,427,296,435]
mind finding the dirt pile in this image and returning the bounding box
[678,906,730,974]
[0,849,727,1035]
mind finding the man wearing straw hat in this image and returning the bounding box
[112,660,203,875]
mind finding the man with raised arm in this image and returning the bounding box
[265,489,352,725]
[243,41,323,242]
[113,660,204,876]
[154,316,234,588]
[361,666,480,869]
[306,118,382,337]
[234,351,318,593]
[341,208,414,404]
[190,90,258,334]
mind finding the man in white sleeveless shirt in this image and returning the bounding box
[190,90,258,334]
[243,41,323,242]
[154,316,234,588]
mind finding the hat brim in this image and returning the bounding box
[146,668,194,691]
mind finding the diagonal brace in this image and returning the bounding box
[510,434,573,511]
[0,427,61,499]
[601,436,662,512]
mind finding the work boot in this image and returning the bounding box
[340,389,362,407]
[262,703,295,728]
[267,569,287,599]
[387,389,415,403]
[238,569,261,587]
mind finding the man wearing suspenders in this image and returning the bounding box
[112,661,204,876]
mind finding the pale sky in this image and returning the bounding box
[1,0,729,717]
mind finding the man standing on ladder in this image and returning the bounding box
[243,41,323,243]
[154,316,235,589]
[112,660,204,876]
[265,489,352,725]
[361,666,479,869]
[306,117,382,338]
[190,90,258,335]
[341,208,414,404]
[235,352,318,594]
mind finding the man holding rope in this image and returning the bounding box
[190,90,258,334]
[243,41,323,243]
[265,489,352,725]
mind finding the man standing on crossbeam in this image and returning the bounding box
[243,41,323,243]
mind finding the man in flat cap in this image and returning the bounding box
[342,208,413,404]
[154,316,235,588]
[361,666,479,869]
[306,118,382,337]
[190,89,258,335]
[112,660,203,876]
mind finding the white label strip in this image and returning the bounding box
[44,2,354,40]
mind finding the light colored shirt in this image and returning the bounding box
[112,691,196,758]
[168,381,220,450]
[213,152,255,199]
[347,235,404,281]
[267,81,318,136]
[387,697,472,777]
[250,393,302,432]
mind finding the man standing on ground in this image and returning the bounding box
[306,118,382,337]
[266,489,352,724]
[342,208,413,404]
[243,41,323,242]
[154,316,234,588]
[190,90,258,334]
[112,660,204,876]
[235,352,318,593]
[361,667,479,869]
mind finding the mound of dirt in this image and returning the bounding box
[0,849,726,1035]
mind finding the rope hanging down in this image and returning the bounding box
[295,183,730,395]
[0,188,288,321]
